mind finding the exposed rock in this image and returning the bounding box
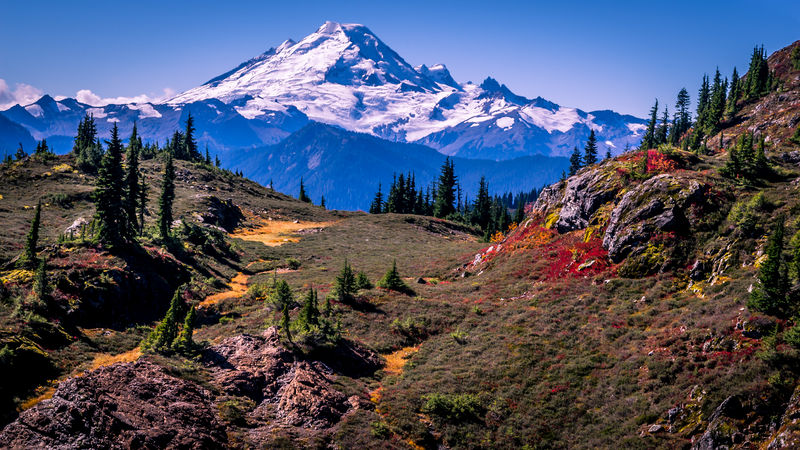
[532,167,620,233]
[692,396,746,450]
[202,327,377,444]
[767,384,800,449]
[0,360,227,449]
[603,174,710,262]
[199,196,244,232]
[690,260,706,281]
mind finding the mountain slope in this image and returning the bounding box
[226,122,568,209]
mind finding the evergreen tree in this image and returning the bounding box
[749,218,789,317]
[138,172,147,235]
[125,123,141,233]
[183,114,200,161]
[744,46,771,101]
[158,154,176,239]
[655,106,669,145]
[94,123,131,248]
[14,143,26,160]
[378,260,410,293]
[471,177,492,230]
[385,175,399,213]
[269,279,294,311]
[19,200,41,268]
[356,271,373,290]
[584,129,598,165]
[173,305,196,353]
[568,146,583,176]
[74,114,103,173]
[513,202,525,225]
[641,100,659,150]
[319,196,326,209]
[434,157,457,218]
[298,177,311,203]
[726,67,740,118]
[214,154,221,167]
[204,146,211,165]
[142,288,184,352]
[369,183,384,214]
[281,304,292,343]
[297,288,320,332]
[33,257,50,300]
[334,259,357,302]
[674,88,692,140]
[696,75,710,131]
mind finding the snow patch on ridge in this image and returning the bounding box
[496,117,515,129]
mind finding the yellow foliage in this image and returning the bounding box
[51,163,73,173]
[1,269,34,284]
[490,231,505,243]
[544,210,560,229]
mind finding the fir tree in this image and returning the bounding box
[142,288,184,352]
[471,177,492,230]
[269,279,294,311]
[583,129,598,165]
[297,288,320,333]
[125,123,141,233]
[173,305,196,353]
[433,157,457,218]
[513,202,525,225]
[568,146,583,176]
[744,46,771,101]
[204,146,211,165]
[138,172,147,235]
[378,260,410,294]
[33,257,50,300]
[748,218,789,317]
[94,123,131,248]
[74,115,103,173]
[15,143,27,160]
[334,259,357,302]
[298,177,311,203]
[726,67,740,118]
[214,154,221,167]
[696,75,710,131]
[674,88,692,141]
[641,100,659,150]
[319,195,326,209]
[183,113,200,161]
[158,153,176,239]
[19,200,41,268]
[369,183,384,214]
[385,175,399,213]
[356,271,373,290]
[655,106,669,145]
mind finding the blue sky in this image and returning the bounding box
[1,0,798,116]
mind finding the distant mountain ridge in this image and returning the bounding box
[0,21,645,160]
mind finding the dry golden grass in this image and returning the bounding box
[230,219,337,247]
[198,272,250,308]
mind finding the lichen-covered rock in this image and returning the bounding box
[767,384,800,449]
[602,174,710,263]
[0,360,227,449]
[691,396,746,450]
[532,167,621,233]
[199,196,244,232]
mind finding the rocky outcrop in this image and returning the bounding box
[533,167,621,233]
[767,385,800,449]
[202,327,378,443]
[603,174,710,262]
[0,360,227,449]
[691,396,747,450]
[199,196,244,232]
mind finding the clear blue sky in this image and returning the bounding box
[1,0,798,117]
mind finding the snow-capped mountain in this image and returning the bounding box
[0,21,645,160]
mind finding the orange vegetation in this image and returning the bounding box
[230,219,337,247]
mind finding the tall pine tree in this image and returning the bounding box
[641,100,659,150]
[94,123,131,248]
[584,130,598,165]
[369,183,384,214]
[433,157,457,218]
[568,146,583,176]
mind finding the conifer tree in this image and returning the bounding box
[269,279,294,311]
[434,157,457,218]
[297,288,320,332]
[726,67,740,118]
[640,100,659,150]
[378,260,409,293]
[215,154,221,167]
[19,200,41,268]
[33,257,50,300]
[74,115,103,173]
[334,259,357,302]
[94,123,131,248]
[369,183,384,214]
[655,107,669,146]
[281,304,292,343]
[158,153,175,239]
[749,218,789,317]
[298,177,311,203]
[584,129,598,165]
[696,75,710,131]
[674,88,692,140]
[204,146,211,165]
[744,46,771,101]
[183,114,200,161]
[173,305,196,353]
[568,146,583,176]
[385,175,399,213]
[142,288,183,352]
[125,123,141,233]
[471,177,492,230]
[320,196,326,209]
[513,202,525,225]
[14,143,26,160]
[138,172,147,235]
[356,271,373,290]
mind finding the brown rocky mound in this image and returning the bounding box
[0,360,227,449]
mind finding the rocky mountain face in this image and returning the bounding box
[0,22,644,162]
